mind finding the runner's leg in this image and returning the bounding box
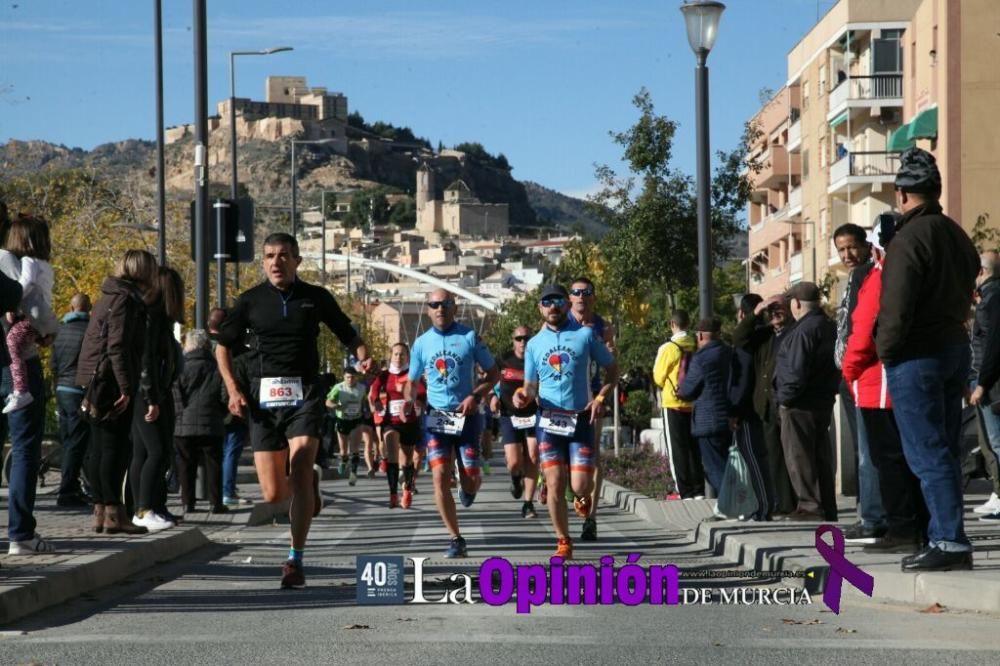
[287,435,319,550]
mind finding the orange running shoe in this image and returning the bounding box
[389,493,399,509]
[553,537,573,559]
[401,488,413,509]
[573,495,591,518]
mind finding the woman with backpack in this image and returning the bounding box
[77,249,159,536]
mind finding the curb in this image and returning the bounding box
[0,527,210,627]
[604,481,1000,614]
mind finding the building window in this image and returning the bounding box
[802,149,810,180]
[873,29,903,73]
[802,80,810,110]
[819,65,827,96]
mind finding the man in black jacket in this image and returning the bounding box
[774,281,839,522]
[51,293,92,507]
[969,251,1000,516]
[879,148,979,571]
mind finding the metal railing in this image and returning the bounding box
[847,151,901,177]
[829,73,903,111]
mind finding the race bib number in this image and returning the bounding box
[540,410,577,436]
[389,399,406,417]
[341,403,361,419]
[511,414,536,430]
[427,410,466,435]
[260,377,304,409]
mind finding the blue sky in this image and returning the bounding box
[0,0,836,197]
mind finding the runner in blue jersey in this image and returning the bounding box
[404,288,499,558]
[515,284,618,559]
[567,277,616,542]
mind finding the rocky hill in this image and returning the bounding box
[0,134,605,236]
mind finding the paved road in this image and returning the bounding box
[3,461,1000,664]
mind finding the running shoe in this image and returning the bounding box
[367,467,377,478]
[565,487,575,503]
[573,495,592,518]
[349,469,358,486]
[389,493,399,509]
[133,511,174,532]
[7,533,55,555]
[580,517,597,541]
[280,560,306,589]
[510,473,524,500]
[411,482,419,495]
[312,464,323,517]
[665,492,682,501]
[379,458,388,474]
[445,535,468,558]
[482,462,492,476]
[459,488,476,508]
[338,461,347,476]
[521,501,537,519]
[401,488,413,509]
[539,482,548,505]
[553,537,573,560]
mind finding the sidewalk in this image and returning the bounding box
[601,479,1000,614]
[0,459,328,627]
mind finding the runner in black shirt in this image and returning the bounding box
[215,233,370,589]
[491,326,540,519]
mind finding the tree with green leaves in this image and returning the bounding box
[344,189,389,230]
[586,87,758,312]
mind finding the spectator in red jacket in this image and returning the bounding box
[843,233,928,554]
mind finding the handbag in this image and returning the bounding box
[80,318,124,421]
[716,435,761,519]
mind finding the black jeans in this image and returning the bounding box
[860,408,929,533]
[130,396,174,513]
[175,435,223,509]
[56,390,90,498]
[87,407,134,506]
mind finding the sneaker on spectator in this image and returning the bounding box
[8,533,55,555]
[978,512,1000,522]
[973,492,1000,515]
[665,492,682,501]
[133,511,174,532]
[842,520,887,545]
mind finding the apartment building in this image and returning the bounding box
[747,0,1000,301]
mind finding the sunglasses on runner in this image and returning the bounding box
[513,335,531,342]
[540,297,567,308]
[426,300,454,309]
[570,287,595,297]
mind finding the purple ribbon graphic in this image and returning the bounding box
[814,525,875,614]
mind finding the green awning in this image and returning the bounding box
[906,106,938,140]
[888,123,914,151]
[829,111,848,127]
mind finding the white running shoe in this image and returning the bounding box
[133,511,174,532]
[8,533,55,555]
[349,469,357,486]
[2,391,34,414]
[973,492,1000,515]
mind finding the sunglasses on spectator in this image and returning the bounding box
[540,297,567,308]
[570,287,595,297]
[426,300,454,309]
[513,335,531,342]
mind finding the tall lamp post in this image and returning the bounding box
[229,46,292,291]
[680,0,725,320]
[290,138,337,237]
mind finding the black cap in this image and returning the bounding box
[539,284,569,301]
[695,316,721,333]
[895,147,942,195]
[785,281,822,302]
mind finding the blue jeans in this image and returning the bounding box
[222,421,248,499]
[3,358,46,542]
[884,344,972,552]
[697,433,729,494]
[855,406,886,528]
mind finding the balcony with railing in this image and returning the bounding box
[787,118,802,153]
[828,151,900,194]
[828,74,903,117]
[788,185,802,216]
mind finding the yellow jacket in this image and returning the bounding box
[653,332,697,410]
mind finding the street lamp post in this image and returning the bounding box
[290,138,337,237]
[680,0,725,321]
[229,46,292,291]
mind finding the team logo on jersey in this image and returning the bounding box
[548,352,571,374]
[435,356,457,377]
